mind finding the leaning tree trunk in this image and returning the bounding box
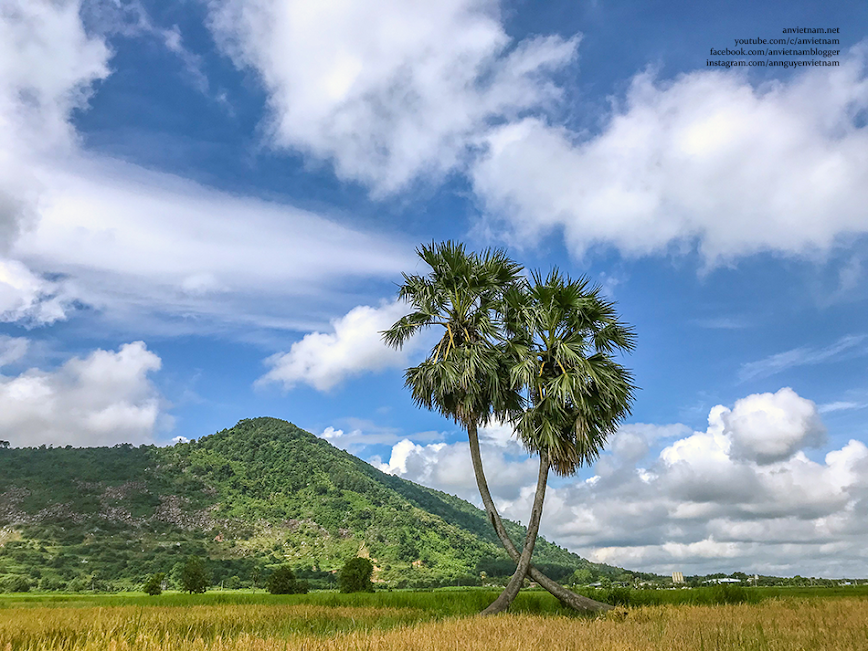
[467,424,611,613]
[481,450,549,615]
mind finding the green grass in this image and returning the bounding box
[576,584,868,606]
[751,585,868,599]
[2,584,866,614]
[0,589,578,617]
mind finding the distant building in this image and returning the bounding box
[671,571,684,584]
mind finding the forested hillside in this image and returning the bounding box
[0,418,625,591]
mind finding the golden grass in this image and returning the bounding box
[2,598,867,651]
[0,604,425,650]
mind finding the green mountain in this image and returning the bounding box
[0,417,623,591]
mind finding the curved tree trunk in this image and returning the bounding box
[481,450,549,615]
[467,423,612,614]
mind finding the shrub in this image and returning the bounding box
[143,572,165,596]
[67,577,88,592]
[266,566,298,594]
[1,575,31,593]
[339,557,374,593]
[38,576,67,591]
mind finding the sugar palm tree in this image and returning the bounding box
[383,242,613,614]
[382,241,521,437]
[481,270,636,615]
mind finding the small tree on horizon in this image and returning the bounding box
[180,556,209,594]
[267,565,307,594]
[338,558,374,593]
[143,572,164,596]
[568,568,593,586]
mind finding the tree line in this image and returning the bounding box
[140,555,374,595]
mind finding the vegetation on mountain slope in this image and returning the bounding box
[0,417,625,591]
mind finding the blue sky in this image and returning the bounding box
[1,0,867,577]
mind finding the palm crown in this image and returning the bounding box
[382,241,524,429]
[502,270,637,475]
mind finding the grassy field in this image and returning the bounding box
[3,584,866,610]
[1,589,867,650]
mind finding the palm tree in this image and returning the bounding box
[480,270,636,615]
[383,242,613,614]
[382,241,521,435]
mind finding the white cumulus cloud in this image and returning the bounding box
[472,46,868,263]
[258,300,420,391]
[558,392,867,576]
[0,0,110,152]
[723,388,826,464]
[383,388,868,576]
[375,436,539,502]
[0,341,170,447]
[208,0,577,194]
